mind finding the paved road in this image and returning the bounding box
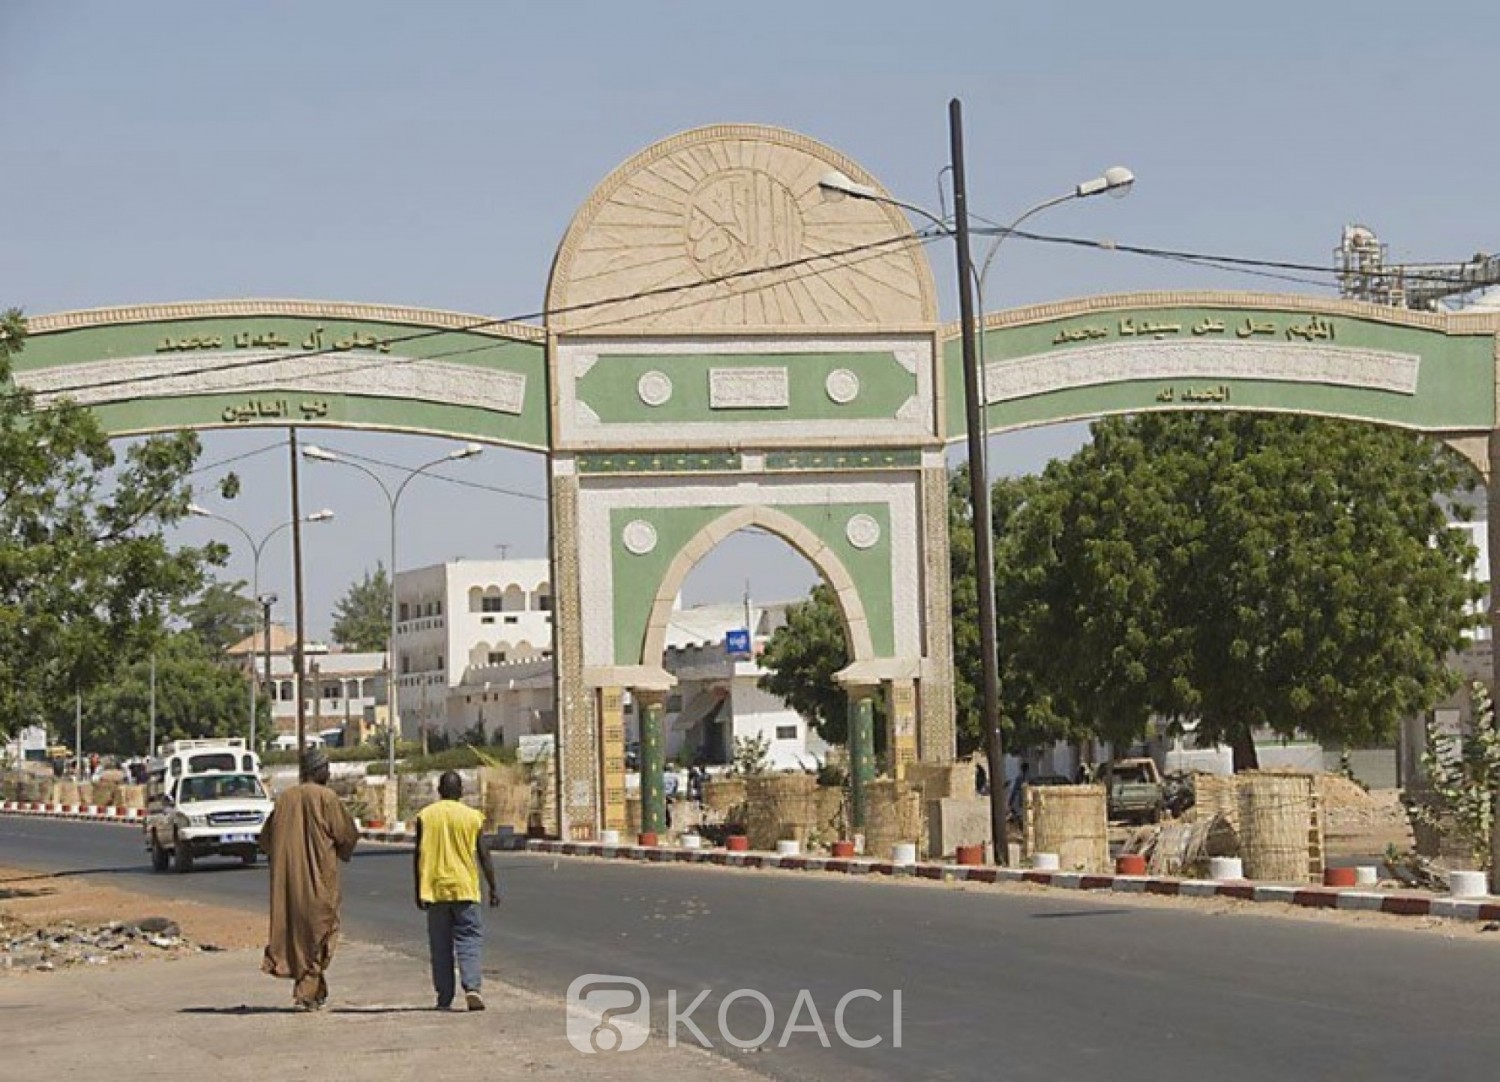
[4,817,1499,1081]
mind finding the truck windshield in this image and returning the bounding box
[178,774,265,802]
[187,752,239,773]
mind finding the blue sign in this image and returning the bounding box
[725,629,751,658]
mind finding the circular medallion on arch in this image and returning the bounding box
[637,370,674,407]
[622,519,659,556]
[825,368,860,404]
[845,513,881,550]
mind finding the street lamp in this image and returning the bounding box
[819,100,1133,862]
[188,505,335,752]
[301,442,484,784]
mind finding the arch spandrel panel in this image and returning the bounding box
[15,301,548,450]
[943,293,1499,439]
[546,125,938,336]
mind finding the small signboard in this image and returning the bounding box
[725,628,752,658]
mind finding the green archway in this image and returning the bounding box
[13,130,1500,842]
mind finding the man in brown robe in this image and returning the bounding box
[259,746,360,1010]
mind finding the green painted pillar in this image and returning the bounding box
[639,691,667,836]
[848,686,876,831]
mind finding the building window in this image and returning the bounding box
[504,615,519,625]
[481,596,504,613]
[399,602,410,622]
[488,651,507,665]
[775,725,798,740]
[481,615,495,624]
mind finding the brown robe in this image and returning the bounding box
[259,782,359,1001]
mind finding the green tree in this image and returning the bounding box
[994,413,1481,770]
[0,309,217,731]
[331,563,391,651]
[182,579,258,653]
[758,584,853,743]
[81,631,256,755]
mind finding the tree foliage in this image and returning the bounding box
[331,563,391,651]
[1411,681,1500,871]
[182,579,258,653]
[80,630,257,755]
[757,584,854,744]
[993,413,1481,768]
[0,309,217,734]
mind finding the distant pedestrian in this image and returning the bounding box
[413,771,499,1012]
[1007,762,1031,821]
[974,761,989,796]
[259,746,360,1011]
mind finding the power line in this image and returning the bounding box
[10,231,937,406]
[11,223,1495,411]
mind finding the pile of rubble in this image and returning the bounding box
[0,913,214,973]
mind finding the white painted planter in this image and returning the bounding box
[599,829,621,846]
[679,833,702,850]
[1354,865,1379,887]
[777,840,801,857]
[1450,870,1489,898]
[1031,852,1060,871]
[891,843,917,864]
[1210,856,1244,881]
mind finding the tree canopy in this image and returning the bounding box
[757,583,855,744]
[80,630,258,755]
[330,563,391,651]
[0,309,217,739]
[182,579,259,653]
[992,413,1481,768]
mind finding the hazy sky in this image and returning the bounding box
[4,1,1496,637]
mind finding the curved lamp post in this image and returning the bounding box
[302,442,483,785]
[820,101,1133,861]
[187,505,335,751]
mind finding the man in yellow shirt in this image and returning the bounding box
[413,771,499,1011]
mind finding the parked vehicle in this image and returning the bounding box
[1101,758,1165,824]
[143,739,272,873]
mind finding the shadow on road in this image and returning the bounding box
[1029,908,1136,920]
[0,863,259,884]
[179,1004,438,1015]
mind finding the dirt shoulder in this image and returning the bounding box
[0,862,264,963]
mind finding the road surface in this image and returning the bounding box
[3,816,1497,1081]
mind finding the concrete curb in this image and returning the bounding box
[520,838,1500,923]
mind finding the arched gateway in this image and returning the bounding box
[12,126,1500,840]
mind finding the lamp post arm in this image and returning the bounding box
[974,191,1076,307]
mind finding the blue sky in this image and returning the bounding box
[4,1,1496,636]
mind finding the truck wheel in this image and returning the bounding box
[150,835,170,873]
[241,851,257,867]
[173,840,194,873]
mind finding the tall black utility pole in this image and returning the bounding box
[950,98,1008,861]
[289,429,309,778]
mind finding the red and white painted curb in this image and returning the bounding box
[522,838,1500,924]
[0,800,144,824]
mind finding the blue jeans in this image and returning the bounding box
[426,901,484,1006]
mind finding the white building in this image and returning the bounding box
[261,648,386,741]
[393,559,553,738]
[648,601,826,771]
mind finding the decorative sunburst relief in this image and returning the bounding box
[547,125,938,334]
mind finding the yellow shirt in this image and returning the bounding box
[416,799,484,903]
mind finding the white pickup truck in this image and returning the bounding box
[144,741,275,872]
